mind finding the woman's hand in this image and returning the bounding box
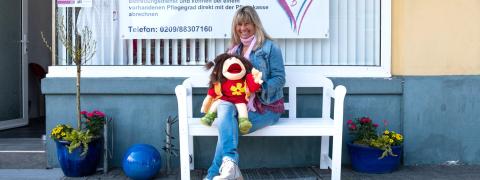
[252,68,263,84]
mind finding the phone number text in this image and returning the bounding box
[128,25,213,33]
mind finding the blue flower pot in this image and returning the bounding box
[348,143,402,173]
[55,139,102,177]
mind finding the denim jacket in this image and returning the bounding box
[234,39,286,105]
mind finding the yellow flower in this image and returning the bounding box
[230,83,245,96]
[389,139,394,143]
[384,130,390,135]
[61,132,65,136]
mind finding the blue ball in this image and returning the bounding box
[122,144,162,180]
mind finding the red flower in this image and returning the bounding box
[373,123,379,127]
[349,124,356,130]
[347,120,353,124]
[80,111,87,115]
[93,110,105,117]
[359,117,366,124]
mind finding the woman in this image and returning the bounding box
[205,5,286,180]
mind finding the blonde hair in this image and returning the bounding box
[230,6,271,50]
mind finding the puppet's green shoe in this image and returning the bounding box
[200,112,217,126]
[239,117,252,135]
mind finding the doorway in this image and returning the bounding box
[0,0,28,131]
[0,0,51,138]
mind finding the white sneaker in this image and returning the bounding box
[212,157,243,180]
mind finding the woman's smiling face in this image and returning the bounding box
[236,21,255,39]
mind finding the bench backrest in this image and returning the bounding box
[181,75,336,119]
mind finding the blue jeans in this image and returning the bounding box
[205,100,281,179]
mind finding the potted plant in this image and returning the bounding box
[346,117,404,173]
[43,15,101,177]
[50,110,106,176]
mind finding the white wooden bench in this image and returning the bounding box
[175,75,347,180]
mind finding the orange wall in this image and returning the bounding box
[392,0,480,75]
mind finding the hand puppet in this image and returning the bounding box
[200,53,263,134]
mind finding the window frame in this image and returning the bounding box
[47,0,391,78]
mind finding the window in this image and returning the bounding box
[49,0,391,78]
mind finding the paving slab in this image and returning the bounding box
[0,169,63,180]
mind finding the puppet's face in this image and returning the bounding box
[222,57,246,80]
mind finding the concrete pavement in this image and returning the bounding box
[1,165,480,180]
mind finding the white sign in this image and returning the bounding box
[57,0,92,7]
[120,0,329,39]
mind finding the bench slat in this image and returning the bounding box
[188,118,337,136]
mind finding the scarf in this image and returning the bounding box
[228,35,256,59]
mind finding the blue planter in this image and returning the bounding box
[55,139,103,177]
[348,143,402,173]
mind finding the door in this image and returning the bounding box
[0,0,28,130]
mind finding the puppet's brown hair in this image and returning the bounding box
[205,53,253,88]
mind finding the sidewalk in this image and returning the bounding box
[1,165,480,180]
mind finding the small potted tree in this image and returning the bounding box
[347,117,404,173]
[43,15,104,177]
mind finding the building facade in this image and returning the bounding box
[39,0,480,169]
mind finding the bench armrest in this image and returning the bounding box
[333,85,347,131]
[175,84,192,178]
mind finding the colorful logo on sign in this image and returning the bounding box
[277,0,313,34]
